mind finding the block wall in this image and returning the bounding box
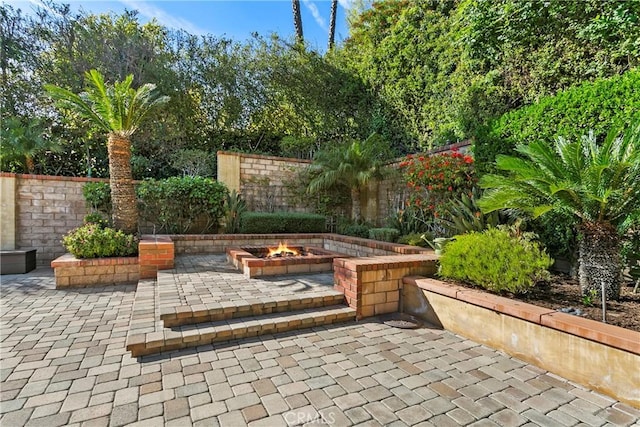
[218,151,313,213]
[217,142,470,226]
[2,173,106,265]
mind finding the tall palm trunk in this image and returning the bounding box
[578,221,622,300]
[351,187,361,222]
[107,133,138,234]
[328,0,338,50]
[292,0,304,43]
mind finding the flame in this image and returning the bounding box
[267,242,299,257]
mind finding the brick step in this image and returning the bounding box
[127,305,356,357]
[159,291,346,327]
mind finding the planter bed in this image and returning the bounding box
[51,254,139,288]
[51,235,174,288]
[402,276,640,408]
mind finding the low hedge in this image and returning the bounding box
[369,228,400,242]
[62,224,138,258]
[239,212,326,234]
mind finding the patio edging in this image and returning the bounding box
[402,276,640,408]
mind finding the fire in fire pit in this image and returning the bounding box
[267,242,300,258]
[226,244,348,277]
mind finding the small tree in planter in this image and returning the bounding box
[307,133,392,222]
[45,70,169,235]
[478,125,640,300]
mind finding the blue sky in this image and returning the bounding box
[6,0,356,51]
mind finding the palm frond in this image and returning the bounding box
[45,69,169,137]
[478,123,640,228]
[44,84,110,132]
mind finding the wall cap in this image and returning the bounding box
[405,276,640,355]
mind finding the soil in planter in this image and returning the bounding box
[449,275,640,332]
[517,276,640,332]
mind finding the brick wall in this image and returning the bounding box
[1,173,106,265]
[217,142,471,226]
[333,254,438,319]
[240,154,312,213]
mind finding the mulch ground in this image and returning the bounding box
[516,275,640,333]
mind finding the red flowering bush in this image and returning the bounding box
[399,150,476,219]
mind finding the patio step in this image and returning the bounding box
[126,305,356,357]
[160,290,346,327]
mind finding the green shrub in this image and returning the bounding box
[474,71,640,175]
[337,219,370,238]
[223,190,247,234]
[83,212,109,228]
[62,224,138,258]
[369,228,400,242]
[398,233,431,247]
[439,228,552,294]
[240,212,326,234]
[137,176,228,234]
[83,182,111,215]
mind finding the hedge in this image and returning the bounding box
[239,212,326,234]
[473,70,640,175]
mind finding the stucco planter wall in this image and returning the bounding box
[402,277,640,408]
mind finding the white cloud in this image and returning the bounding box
[301,0,327,31]
[118,0,209,35]
[338,0,355,10]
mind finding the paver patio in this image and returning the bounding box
[2,260,639,426]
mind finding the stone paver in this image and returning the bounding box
[1,263,638,426]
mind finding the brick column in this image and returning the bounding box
[334,255,438,319]
[139,235,174,279]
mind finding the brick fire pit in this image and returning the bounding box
[226,245,347,277]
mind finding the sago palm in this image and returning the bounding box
[308,133,389,222]
[45,70,169,234]
[478,124,640,299]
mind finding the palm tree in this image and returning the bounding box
[328,0,338,50]
[292,0,304,43]
[45,69,169,235]
[0,117,61,173]
[478,125,640,300]
[308,133,390,222]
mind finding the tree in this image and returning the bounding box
[478,125,640,300]
[292,0,303,43]
[45,69,169,234]
[0,117,61,173]
[307,133,391,221]
[328,0,338,50]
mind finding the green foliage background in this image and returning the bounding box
[1,0,638,175]
[473,71,640,175]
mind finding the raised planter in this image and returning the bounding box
[51,235,175,288]
[51,254,139,288]
[402,276,640,408]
